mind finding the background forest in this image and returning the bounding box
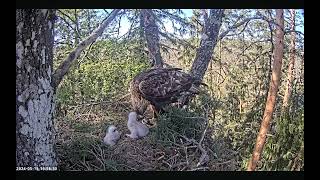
[17,9,304,171]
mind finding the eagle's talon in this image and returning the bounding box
[141,119,148,125]
[142,118,156,128]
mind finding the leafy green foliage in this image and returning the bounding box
[261,103,304,170]
[55,39,148,106]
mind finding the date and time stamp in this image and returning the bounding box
[16,166,57,171]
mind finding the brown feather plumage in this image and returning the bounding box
[130,67,206,117]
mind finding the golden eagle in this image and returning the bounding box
[129,67,206,120]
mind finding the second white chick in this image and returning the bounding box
[103,125,121,146]
[126,112,149,139]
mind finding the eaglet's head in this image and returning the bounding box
[128,112,138,122]
[107,125,117,133]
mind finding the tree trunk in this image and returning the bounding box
[282,9,296,113]
[16,9,57,168]
[190,9,224,80]
[138,9,147,57]
[177,9,224,106]
[141,9,163,67]
[247,9,285,171]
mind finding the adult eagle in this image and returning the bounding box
[129,67,206,120]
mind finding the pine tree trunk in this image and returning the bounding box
[190,9,224,80]
[247,9,285,171]
[16,9,57,168]
[282,9,296,113]
[178,9,224,106]
[141,9,163,67]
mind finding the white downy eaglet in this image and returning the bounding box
[126,112,149,139]
[103,125,121,146]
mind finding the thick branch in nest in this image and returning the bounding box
[180,135,209,168]
[179,113,210,168]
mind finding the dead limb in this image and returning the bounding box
[52,9,121,89]
[179,134,209,168]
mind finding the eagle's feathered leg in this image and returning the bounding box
[151,105,166,118]
[151,105,159,119]
[142,105,163,127]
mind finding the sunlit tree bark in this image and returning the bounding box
[282,9,296,113]
[247,9,285,171]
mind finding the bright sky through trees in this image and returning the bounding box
[99,9,304,39]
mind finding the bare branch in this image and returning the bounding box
[124,14,140,39]
[52,9,121,89]
[224,20,250,38]
[285,30,304,36]
[56,15,76,33]
[157,9,193,29]
[74,9,81,43]
[56,14,82,42]
[103,9,111,16]
[54,40,73,47]
[57,9,76,24]
[179,135,209,168]
[57,9,82,39]
[199,116,209,145]
[116,13,123,39]
[219,11,292,42]
[193,18,203,28]
[218,17,262,41]
[114,12,140,40]
[152,12,167,32]
[159,31,196,49]
[243,39,270,53]
[160,43,179,52]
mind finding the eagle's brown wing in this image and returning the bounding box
[138,68,194,102]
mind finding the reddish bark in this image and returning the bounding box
[247,9,285,171]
